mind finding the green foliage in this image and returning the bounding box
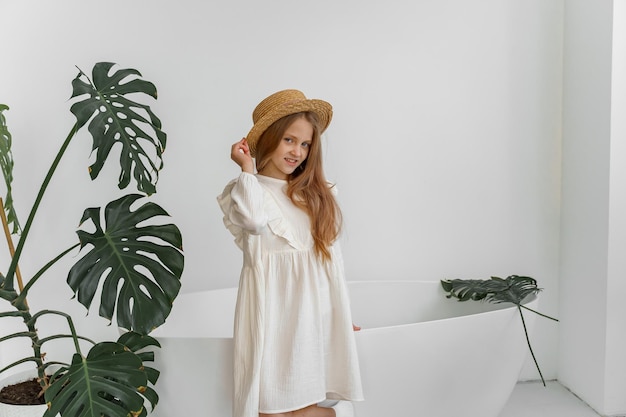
[68,194,183,334]
[441,275,541,305]
[44,333,162,417]
[0,104,20,234]
[441,275,558,386]
[0,63,183,417]
[70,62,166,195]
[117,332,161,408]
[44,343,148,417]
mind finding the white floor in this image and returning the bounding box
[500,381,601,417]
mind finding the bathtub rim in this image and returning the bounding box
[349,279,539,329]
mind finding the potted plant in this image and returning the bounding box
[0,62,184,417]
[441,275,558,386]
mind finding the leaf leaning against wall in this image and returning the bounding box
[70,62,167,196]
[0,104,21,234]
[441,275,558,386]
[441,275,541,305]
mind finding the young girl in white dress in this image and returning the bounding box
[218,89,364,417]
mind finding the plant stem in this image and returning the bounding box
[29,310,84,356]
[518,305,546,386]
[18,243,80,296]
[0,198,24,293]
[22,310,45,383]
[0,311,28,318]
[25,309,83,387]
[520,304,559,322]
[0,357,41,375]
[4,122,79,292]
[38,333,96,347]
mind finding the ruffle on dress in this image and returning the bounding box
[217,176,305,251]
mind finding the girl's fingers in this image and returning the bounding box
[230,139,254,173]
[234,138,250,155]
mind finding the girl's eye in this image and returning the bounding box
[302,143,310,148]
[284,137,293,143]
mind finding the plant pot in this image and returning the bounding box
[0,370,55,417]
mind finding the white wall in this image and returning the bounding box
[606,2,626,412]
[0,0,562,381]
[560,0,626,415]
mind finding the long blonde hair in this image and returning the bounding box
[256,112,342,261]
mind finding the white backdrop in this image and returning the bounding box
[0,0,562,381]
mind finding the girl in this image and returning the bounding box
[218,89,363,417]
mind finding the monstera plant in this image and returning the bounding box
[0,62,183,416]
[441,275,557,386]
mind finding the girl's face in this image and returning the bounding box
[259,117,313,180]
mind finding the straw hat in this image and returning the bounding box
[246,89,333,157]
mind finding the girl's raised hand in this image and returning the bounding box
[231,138,254,173]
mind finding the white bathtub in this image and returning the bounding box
[150,280,538,417]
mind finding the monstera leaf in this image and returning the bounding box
[441,275,557,386]
[117,331,161,409]
[441,275,541,305]
[67,194,183,335]
[44,342,149,417]
[0,104,20,234]
[70,62,166,195]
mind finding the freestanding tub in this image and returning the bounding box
[149,280,538,417]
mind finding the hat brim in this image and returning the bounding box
[246,99,333,157]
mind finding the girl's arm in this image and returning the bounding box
[218,139,268,234]
[227,172,268,234]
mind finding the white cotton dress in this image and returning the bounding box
[217,173,364,417]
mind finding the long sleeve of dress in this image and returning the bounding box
[217,172,269,248]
